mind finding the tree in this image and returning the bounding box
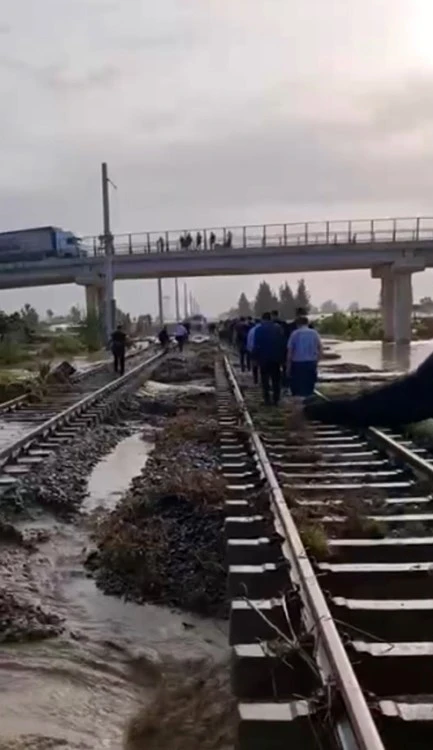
[254,281,276,316]
[20,303,39,330]
[69,305,82,325]
[279,282,296,320]
[46,309,54,322]
[237,293,252,318]
[348,301,360,313]
[321,299,339,314]
[78,312,102,352]
[294,278,310,312]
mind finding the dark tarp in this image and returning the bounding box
[304,352,433,428]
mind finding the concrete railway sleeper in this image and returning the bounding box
[218,354,433,750]
[0,348,166,495]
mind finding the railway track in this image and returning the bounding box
[0,345,152,446]
[0,346,165,497]
[218,354,433,750]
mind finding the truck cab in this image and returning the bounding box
[54,229,86,258]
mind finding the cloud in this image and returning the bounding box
[0,0,431,318]
[367,72,433,135]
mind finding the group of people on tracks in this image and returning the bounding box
[158,320,191,352]
[231,308,323,406]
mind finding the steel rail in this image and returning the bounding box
[224,355,385,750]
[0,344,149,415]
[315,388,433,482]
[0,348,165,468]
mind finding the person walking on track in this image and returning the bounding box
[286,315,322,397]
[111,324,127,376]
[252,312,285,406]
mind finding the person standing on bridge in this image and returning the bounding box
[252,312,285,406]
[196,232,202,250]
[111,324,127,376]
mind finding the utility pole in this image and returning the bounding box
[174,278,180,321]
[101,162,116,342]
[157,278,164,325]
[183,282,188,319]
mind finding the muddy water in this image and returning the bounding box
[0,431,227,750]
[333,339,433,371]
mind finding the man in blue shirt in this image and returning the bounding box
[252,312,285,405]
[246,318,260,384]
[286,316,322,397]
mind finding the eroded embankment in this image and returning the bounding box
[88,348,228,618]
[0,344,236,750]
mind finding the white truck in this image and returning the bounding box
[0,226,85,263]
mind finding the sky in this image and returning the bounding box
[1,0,433,317]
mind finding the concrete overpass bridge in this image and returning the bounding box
[1,215,432,344]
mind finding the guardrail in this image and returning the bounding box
[0,216,431,274]
[81,216,433,257]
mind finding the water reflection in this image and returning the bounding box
[332,339,433,372]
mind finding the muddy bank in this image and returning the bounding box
[0,346,235,750]
[125,658,236,750]
[88,390,228,617]
[151,344,216,384]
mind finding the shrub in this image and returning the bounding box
[0,339,26,365]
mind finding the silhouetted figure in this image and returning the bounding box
[253,312,285,406]
[224,230,233,248]
[180,236,186,250]
[158,325,170,350]
[235,317,250,372]
[304,351,433,427]
[157,236,165,252]
[247,318,261,385]
[196,232,202,250]
[185,233,193,250]
[210,232,216,250]
[111,324,126,376]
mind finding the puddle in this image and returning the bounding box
[84,432,154,513]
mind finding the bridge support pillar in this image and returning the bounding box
[85,285,100,318]
[380,274,395,342]
[393,272,412,345]
[372,259,425,344]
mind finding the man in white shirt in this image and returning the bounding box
[286,316,322,397]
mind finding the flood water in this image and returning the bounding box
[332,339,433,372]
[0,430,227,750]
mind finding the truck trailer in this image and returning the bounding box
[0,226,85,263]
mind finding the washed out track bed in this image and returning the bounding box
[0,347,166,514]
[218,354,433,750]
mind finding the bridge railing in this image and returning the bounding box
[81,216,433,257]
